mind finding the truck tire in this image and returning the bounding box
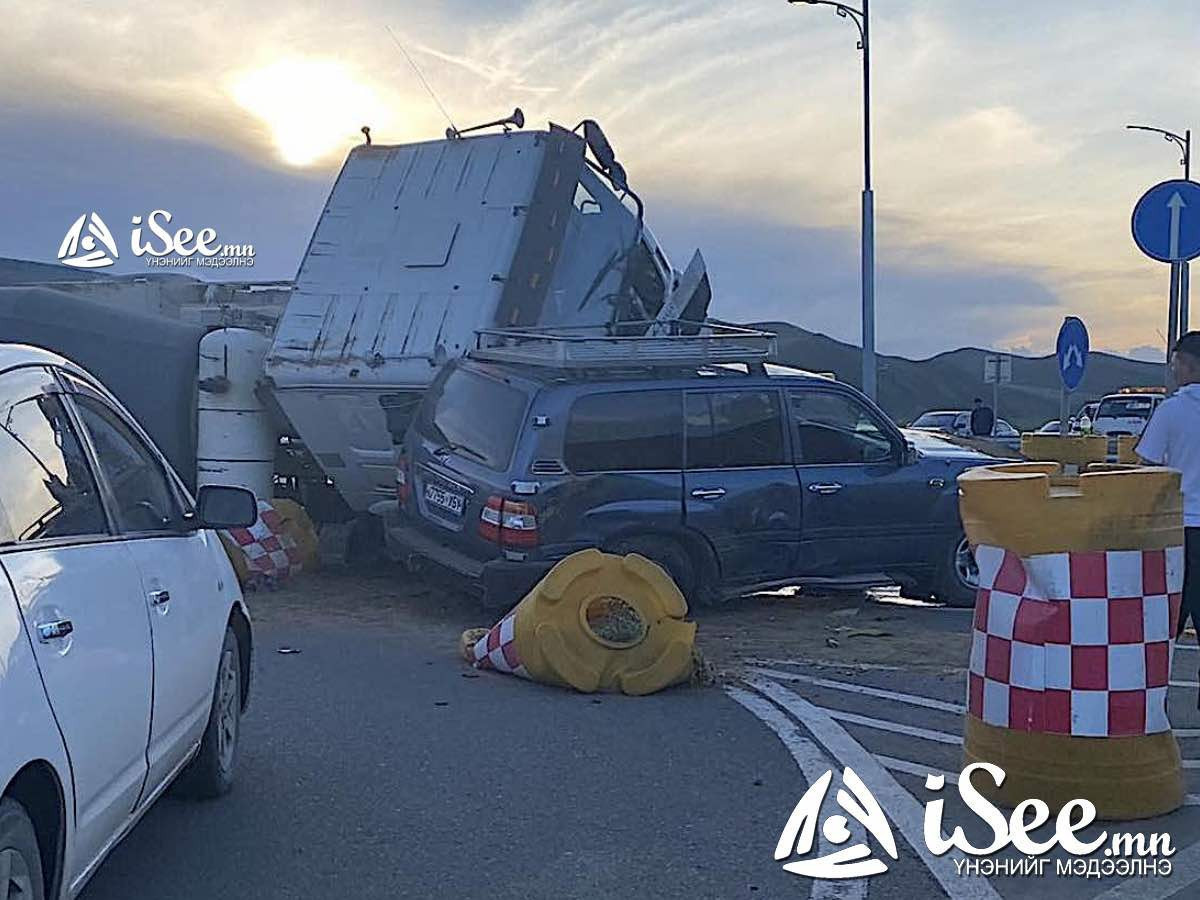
[935,533,979,608]
[0,797,44,900]
[176,627,241,800]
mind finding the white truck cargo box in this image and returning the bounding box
[266,121,693,512]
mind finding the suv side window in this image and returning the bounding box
[0,367,108,542]
[790,389,895,465]
[686,390,785,469]
[565,390,683,473]
[71,394,183,534]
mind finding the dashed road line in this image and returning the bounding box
[746,676,1001,900]
[726,687,868,900]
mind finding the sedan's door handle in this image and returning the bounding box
[36,619,73,642]
[690,488,727,500]
[807,482,844,495]
[149,589,171,607]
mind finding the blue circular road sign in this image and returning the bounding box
[1132,178,1200,263]
[1056,316,1089,392]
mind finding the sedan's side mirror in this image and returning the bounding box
[195,484,258,529]
[903,441,920,466]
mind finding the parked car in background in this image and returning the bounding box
[377,358,996,610]
[0,344,257,900]
[908,409,1023,452]
[1037,420,1064,434]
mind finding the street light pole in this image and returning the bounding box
[789,0,876,400]
[1127,123,1192,372]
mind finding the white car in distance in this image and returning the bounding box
[0,345,257,900]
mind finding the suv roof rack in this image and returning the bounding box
[468,320,777,369]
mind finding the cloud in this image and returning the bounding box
[2,0,1199,359]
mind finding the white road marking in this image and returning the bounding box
[746,667,966,715]
[1170,680,1200,688]
[746,677,1001,900]
[876,755,959,785]
[821,707,963,746]
[726,687,868,900]
[1180,760,1200,770]
[1090,836,1200,899]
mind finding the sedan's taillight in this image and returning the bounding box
[479,495,539,548]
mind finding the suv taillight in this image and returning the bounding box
[395,455,410,504]
[479,495,539,548]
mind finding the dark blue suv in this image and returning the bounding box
[378,358,993,609]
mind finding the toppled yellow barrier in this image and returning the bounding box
[461,549,697,695]
[219,497,318,587]
[959,462,1185,819]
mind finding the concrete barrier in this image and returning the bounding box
[959,462,1186,819]
[461,549,697,695]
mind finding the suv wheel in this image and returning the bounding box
[936,534,979,608]
[0,798,44,900]
[609,536,710,607]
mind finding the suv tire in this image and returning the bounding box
[176,626,241,799]
[609,535,713,608]
[0,798,44,900]
[935,533,979,608]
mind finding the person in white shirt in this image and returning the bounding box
[1138,331,1200,644]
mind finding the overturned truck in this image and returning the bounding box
[264,114,712,518]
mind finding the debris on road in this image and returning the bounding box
[461,549,698,695]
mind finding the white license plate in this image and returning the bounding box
[424,483,465,517]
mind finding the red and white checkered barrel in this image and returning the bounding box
[958,462,1186,820]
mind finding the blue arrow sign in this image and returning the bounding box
[1132,179,1200,263]
[1056,316,1089,392]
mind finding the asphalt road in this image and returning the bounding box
[78,576,1200,899]
[79,588,837,899]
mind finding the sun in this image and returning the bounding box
[231,59,387,167]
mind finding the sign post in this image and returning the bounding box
[1131,178,1200,386]
[983,353,1012,428]
[1056,317,1090,434]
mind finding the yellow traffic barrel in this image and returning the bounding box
[1020,433,1108,467]
[959,462,1186,819]
[462,549,697,695]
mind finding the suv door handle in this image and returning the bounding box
[690,488,727,500]
[36,619,74,642]
[149,589,171,607]
[807,482,844,495]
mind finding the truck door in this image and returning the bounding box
[683,388,800,587]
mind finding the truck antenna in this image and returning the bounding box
[384,25,459,138]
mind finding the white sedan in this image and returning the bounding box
[0,345,256,899]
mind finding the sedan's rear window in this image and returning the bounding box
[418,367,527,471]
[565,390,682,473]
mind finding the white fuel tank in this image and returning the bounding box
[197,328,277,498]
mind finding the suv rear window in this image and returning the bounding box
[418,367,527,471]
[565,390,682,473]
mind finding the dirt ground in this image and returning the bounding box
[245,562,974,682]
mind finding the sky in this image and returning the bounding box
[1,0,1198,360]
